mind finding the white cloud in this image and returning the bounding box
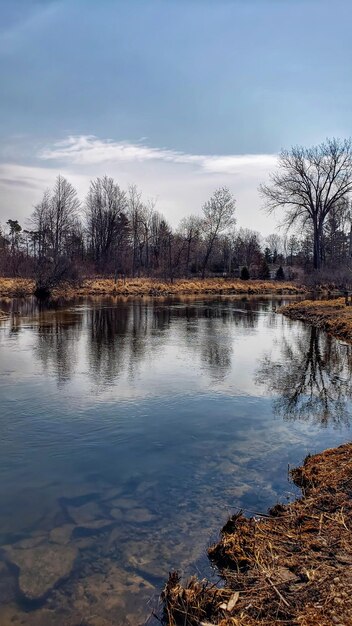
[0,135,279,234]
[40,135,277,176]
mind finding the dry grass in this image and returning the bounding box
[70,278,303,297]
[162,443,352,626]
[0,277,304,298]
[0,278,34,297]
[280,298,352,343]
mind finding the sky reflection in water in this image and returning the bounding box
[0,295,351,626]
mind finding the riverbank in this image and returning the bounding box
[162,442,352,626]
[0,277,305,299]
[280,298,352,343]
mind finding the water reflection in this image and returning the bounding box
[0,295,351,626]
[257,325,352,426]
[0,296,267,390]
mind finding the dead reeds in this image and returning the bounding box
[0,276,305,299]
[280,298,352,343]
[162,443,352,626]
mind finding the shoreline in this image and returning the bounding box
[162,442,352,626]
[0,277,305,299]
[280,298,352,344]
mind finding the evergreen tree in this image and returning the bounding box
[259,258,270,279]
[276,266,285,280]
[240,266,250,280]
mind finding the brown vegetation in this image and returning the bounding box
[0,277,304,299]
[0,278,34,297]
[280,298,352,343]
[162,442,352,626]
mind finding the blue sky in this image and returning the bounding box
[1,0,351,233]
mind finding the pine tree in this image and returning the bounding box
[240,266,250,280]
[276,266,285,281]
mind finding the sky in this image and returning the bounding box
[0,0,352,235]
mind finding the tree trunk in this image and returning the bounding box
[313,223,321,270]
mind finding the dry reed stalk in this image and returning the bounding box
[162,443,352,626]
[279,298,352,343]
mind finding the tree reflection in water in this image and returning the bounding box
[257,326,352,426]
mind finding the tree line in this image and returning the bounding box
[1,137,352,291]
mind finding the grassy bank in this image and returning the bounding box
[163,442,352,626]
[280,298,352,343]
[0,277,304,299]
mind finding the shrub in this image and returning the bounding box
[240,266,250,280]
[276,266,285,281]
[259,259,270,280]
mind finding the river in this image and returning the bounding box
[0,295,351,625]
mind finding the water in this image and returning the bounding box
[0,295,351,625]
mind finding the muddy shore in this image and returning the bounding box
[162,443,352,626]
[280,298,352,343]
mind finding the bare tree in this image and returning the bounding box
[260,138,352,270]
[86,176,128,272]
[265,233,282,263]
[47,175,80,261]
[233,228,262,269]
[201,187,236,278]
[178,215,202,275]
[30,176,81,296]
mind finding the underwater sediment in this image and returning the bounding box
[162,443,352,626]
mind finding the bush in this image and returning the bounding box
[303,267,352,290]
[276,266,285,281]
[240,266,250,280]
[34,257,82,298]
[259,259,270,280]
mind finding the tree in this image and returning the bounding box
[264,247,272,263]
[232,228,262,269]
[258,257,270,279]
[86,176,128,272]
[323,198,351,266]
[47,175,80,261]
[31,176,81,296]
[260,138,352,270]
[240,266,250,280]
[178,215,202,275]
[6,219,22,251]
[286,234,300,266]
[200,187,236,278]
[276,265,285,280]
[265,233,281,264]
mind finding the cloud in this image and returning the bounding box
[0,135,279,234]
[40,135,277,176]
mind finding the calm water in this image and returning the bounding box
[0,295,351,625]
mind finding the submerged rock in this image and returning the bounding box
[101,486,125,502]
[109,497,139,510]
[0,561,16,603]
[49,524,75,545]
[110,506,155,523]
[11,535,47,550]
[66,501,105,525]
[5,543,78,601]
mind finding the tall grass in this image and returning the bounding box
[59,277,304,297]
[0,278,34,297]
[0,276,305,298]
